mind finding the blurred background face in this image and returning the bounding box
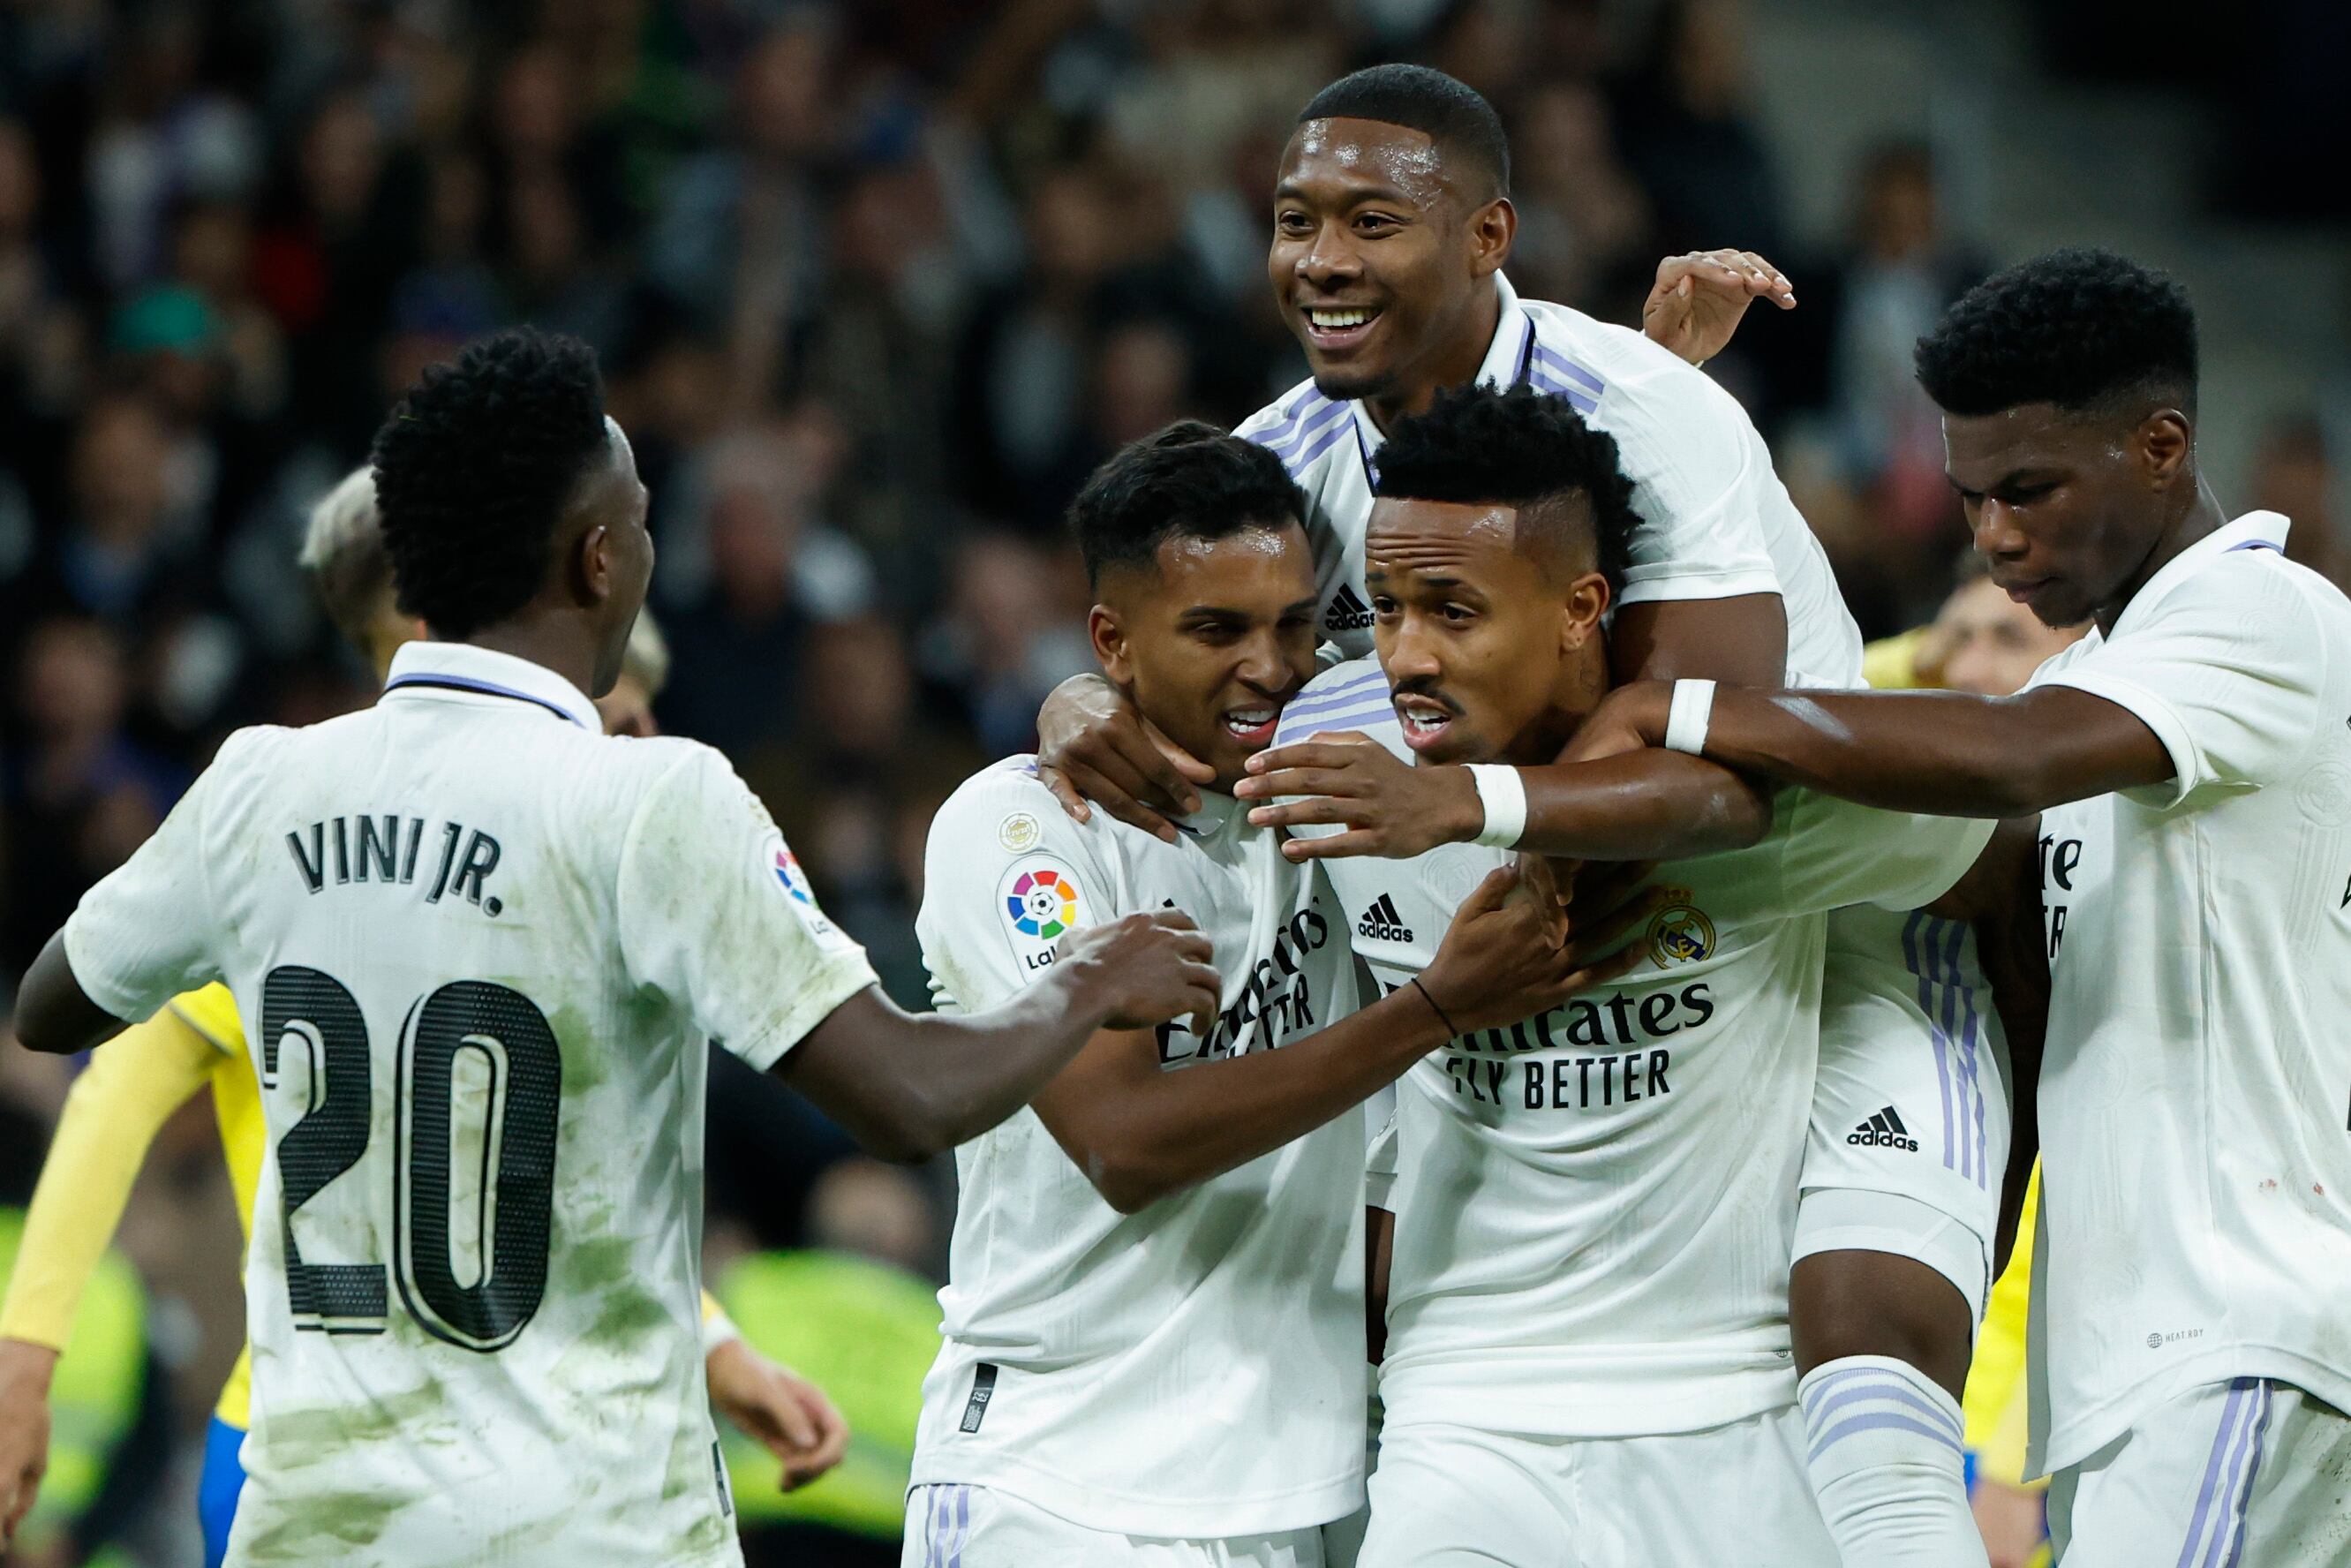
[1930,576,2086,696]
[1270,118,1492,404]
[1364,497,1601,765]
[1094,524,1318,793]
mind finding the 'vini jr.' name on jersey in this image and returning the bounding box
[284,814,509,914]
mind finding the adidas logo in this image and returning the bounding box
[1847,1105,1920,1152]
[1357,893,1414,944]
[1324,584,1374,631]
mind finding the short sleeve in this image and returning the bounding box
[1363,1091,1400,1211]
[2035,562,2324,809]
[1775,790,1997,915]
[1601,359,1783,609]
[615,744,877,1071]
[914,765,1118,1018]
[63,755,231,1024]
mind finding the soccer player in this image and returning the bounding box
[0,468,852,1565]
[1048,64,2008,1565]
[1572,249,2351,1567]
[5,328,1220,1568]
[906,423,1607,1567]
[1257,382,2010,1564]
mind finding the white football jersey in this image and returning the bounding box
[2022,511,2351,1473]
[63,642,878,1568]
[1233,271,1863,690]
[1272,661,1992,1438]
[912,758,1367,1538]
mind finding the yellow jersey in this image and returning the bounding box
[167,984,264,1429]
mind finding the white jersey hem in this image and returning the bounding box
[905,1451,1363,1541]
[2033,1344,2351,1477]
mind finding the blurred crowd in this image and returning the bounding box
[0,1,2346,1559]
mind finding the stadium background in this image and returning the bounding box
[0,0,2346,1562]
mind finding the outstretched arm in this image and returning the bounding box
[1583,681,2171,818]
[12,933,134,1057]
[775,912,1222,1164]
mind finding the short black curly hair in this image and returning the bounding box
[1374,383,1639,592]
[1070,420,1307,591]
[370,328,610,638]
[1298,64,1510,200]
[1915,247,2197,419]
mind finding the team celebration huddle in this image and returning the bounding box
[5,60,2347,1568]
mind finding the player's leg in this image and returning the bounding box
[1795,908,2010,1568]
[1570,1406,1839,1568]
[1356,1418,1568,1568]
[196,1415,247,1568]
[2052,1379,2351,1568]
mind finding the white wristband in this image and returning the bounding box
[1466,765,1527,849]
[700,1303,742,1356]
[1663,679,1717,757]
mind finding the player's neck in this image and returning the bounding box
[2097,476,2228,635]
[1361,283,1504,433]
[458,615,604,701]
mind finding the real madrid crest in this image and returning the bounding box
[998,811,1043,852]
[1646,887,1715,968]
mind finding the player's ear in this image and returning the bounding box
[2139,409,2191,490]
[1468,196,1515,279]
[1558,571,1609,652]
[1089,604,1133,685]
[574,521,613,607]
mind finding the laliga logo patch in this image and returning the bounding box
[1006,866,1080,939]
[1646,889,1715,968]
[771,842,838,934]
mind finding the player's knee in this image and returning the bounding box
[1790,1249,1973,1397]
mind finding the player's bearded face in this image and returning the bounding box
[1943,403,2172,630]
[1270,120,1486,404]
[1096,525,1320,794]
[1365,499,1601,767]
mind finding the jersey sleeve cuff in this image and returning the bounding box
[1614,568,1782,607]
[2038,668,2199,808]
[720,950,880,1073]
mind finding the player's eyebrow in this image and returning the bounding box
[1274,177,1411,207]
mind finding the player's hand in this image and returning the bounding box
[705,1337,851,1492]
[1420,867,1651,1034]
[1058,911,1222,1036]
[1641,249,1795,366]
[0,1338,57,1555]
[1969,1478,2047,1568]
[1234,734,1484,861]
[1564,682,1672,765]
[1036,674,1215,845]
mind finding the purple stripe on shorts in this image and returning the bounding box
[1935,920,1970,1182]
[953,1483,970,1568]
[2179,1382,2254,1568]
[2213,1383,2274,1568]
[1532,344,1606,397]
[1904,912,1960,1175]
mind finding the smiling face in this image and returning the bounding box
[1363,494,1609,765]
[1270,117,1512,410]
[1943,400,2190,631]
[1092,522,1320,794]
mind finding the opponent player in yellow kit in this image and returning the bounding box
[0,467,848,1565]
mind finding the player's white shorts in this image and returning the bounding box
[1797,906,2011,1320]
[900,1485,1325,1568]
[2047,1377,2351,1568]
[1357,1406,1836,1566]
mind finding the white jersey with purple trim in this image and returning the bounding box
[1270,660,1993,1438]
[2019,510,2351,1475]
[1233,271,1863,690]
[910,757,1367,1539]
[60,641,879,1568]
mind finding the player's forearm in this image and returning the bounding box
[1639,682,2170,818]
[1059,989,1449,1214]
[1511,750,1773,861]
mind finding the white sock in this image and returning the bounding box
[1798,1354,1988,1568]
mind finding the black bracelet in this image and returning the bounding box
[1410,976,1460,1038]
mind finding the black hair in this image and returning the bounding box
[1297,64,1510,200]
[1069,420,1307,590]
[1915,247,2197,419]
[370,327,610,638]
[1374,383,1639,592]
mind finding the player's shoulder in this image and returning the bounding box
[929,755,1127,869]
[1520,296,1749,438]
[1272,658,1400,750]
[1235,374,1353,484]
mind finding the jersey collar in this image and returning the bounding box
[1173,788,1240,838]
[2109,510,2293,639]
[381,641,601,730]
[1348,272,1534,481]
